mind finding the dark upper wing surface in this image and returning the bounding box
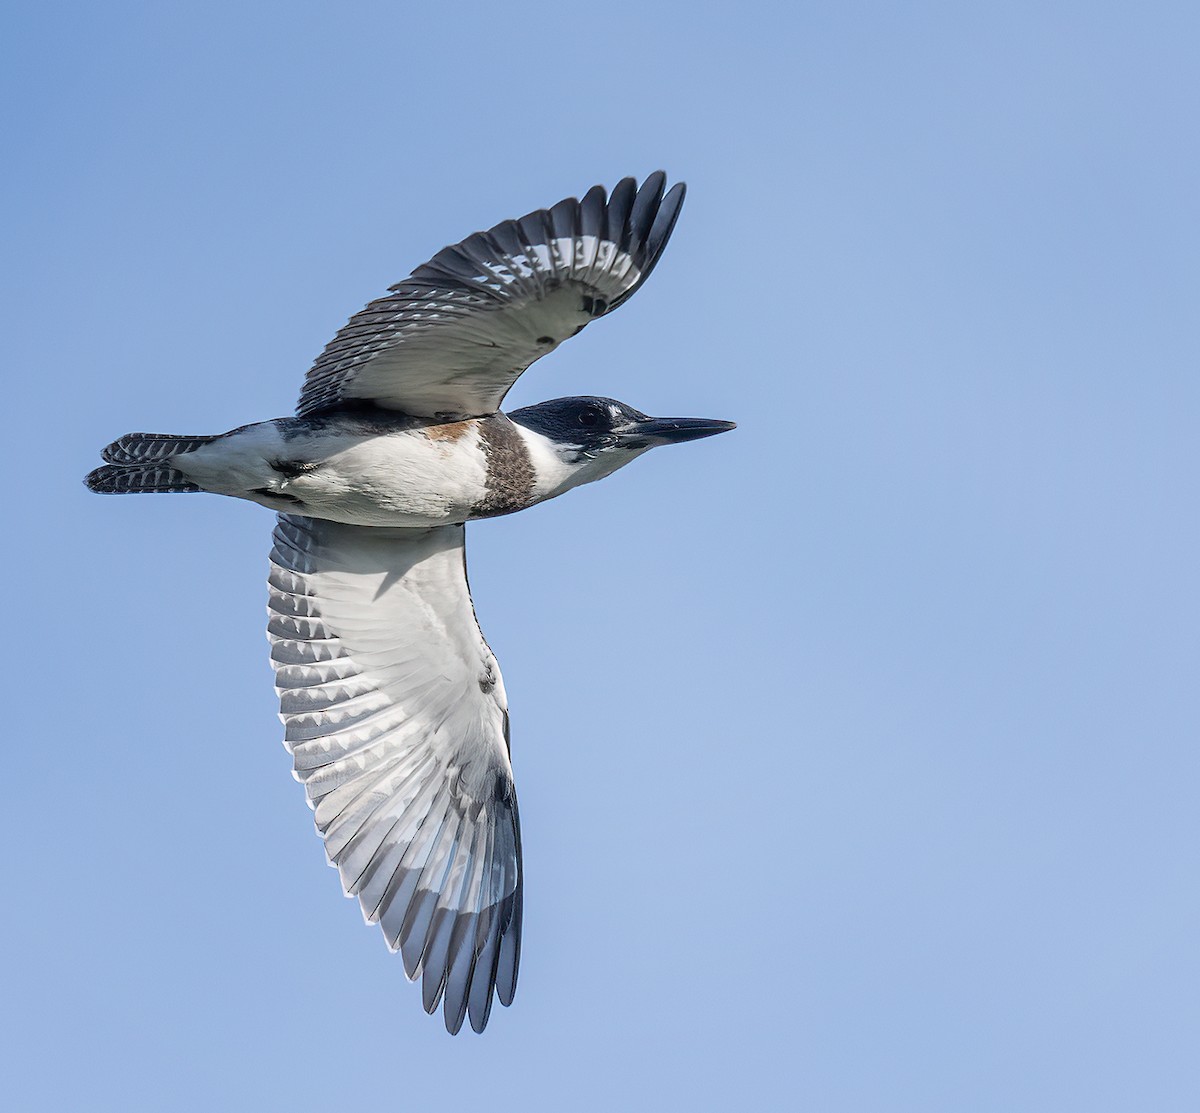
[296,173,685,419]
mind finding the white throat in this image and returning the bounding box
[511,424,645,503]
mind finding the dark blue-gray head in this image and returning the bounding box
[507,395,735,495]
[510,395,734,457]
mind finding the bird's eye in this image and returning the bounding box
[577,407,602,428]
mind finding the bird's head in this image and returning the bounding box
[508,395,735,492]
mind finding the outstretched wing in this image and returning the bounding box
[296,172,686,419]
[267,515,522,1034]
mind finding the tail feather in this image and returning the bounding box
[85,463,202,494]
[101,432,219,464]
[86,430,218,494]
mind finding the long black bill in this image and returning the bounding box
[620,416,737,448]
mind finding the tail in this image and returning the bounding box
[85,432,219,494]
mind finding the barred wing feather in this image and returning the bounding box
[296,172,685,418]
[267,514,522,1034]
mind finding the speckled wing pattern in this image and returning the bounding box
[267,515,522,1034]
[295,172,686,419]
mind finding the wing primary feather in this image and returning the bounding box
[439,820,491,1032]
[464,812,502,1031]
[399,886,442,977]
[397,801,463,973]
[548,196,579,244]
[419,906,455,1012]
[444,932,477,1035]
[627,170,667,258]
[495,886,522,1007]
[606,176,637,248]
[647,181,686,257]
[579,184,607,241]
[443,907,479,1035]
[467,901,503,1032]
[420,820,479,1013]
[494,792,523,1007]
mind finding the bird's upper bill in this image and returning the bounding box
[615,415,737,448]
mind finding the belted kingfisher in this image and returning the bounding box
[86,173,734,1034]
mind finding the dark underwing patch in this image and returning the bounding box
[474,416,535,518]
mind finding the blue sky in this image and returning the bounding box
[4,2,1199,1110]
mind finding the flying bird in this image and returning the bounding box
[86,173,734,1034]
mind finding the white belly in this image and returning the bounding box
[175,416,492,527]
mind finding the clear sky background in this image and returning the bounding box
[4,2,1198,1110]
